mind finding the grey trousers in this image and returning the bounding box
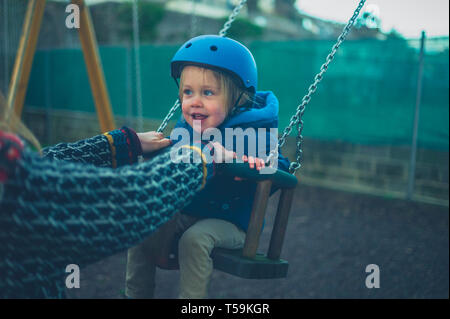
[125,213,245,299]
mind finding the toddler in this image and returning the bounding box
[126,35,290,299]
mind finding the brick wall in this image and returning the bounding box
[23,107,449,207]
[281,138,449,206]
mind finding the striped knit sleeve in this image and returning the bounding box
[42,126,142,168]
[0,144,215,298]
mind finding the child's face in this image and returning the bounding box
[180,66,227,133]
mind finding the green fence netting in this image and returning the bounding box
[25,38,449,150]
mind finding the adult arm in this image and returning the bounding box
[0,131,214,297]
[42,126,142,168]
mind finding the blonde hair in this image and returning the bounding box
[0,91,42,152]
[179,66,253,116]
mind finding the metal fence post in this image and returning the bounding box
[407,31,426,200]
[132,0,143,132]
[126,44,133,127]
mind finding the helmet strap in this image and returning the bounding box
[173,77,180,88]
[232,91,244,109]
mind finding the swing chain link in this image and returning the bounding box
[268,0,366,174]
[157,0,248,133]
[218,0,248,37]
[157,99,181,133]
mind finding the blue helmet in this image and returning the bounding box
[171,35,257,93]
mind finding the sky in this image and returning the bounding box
[295,0,449,38]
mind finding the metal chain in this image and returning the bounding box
[268,0,366,174]
[190,0,199,37]
[157,0,248,133]
[218,0,248,37]
[157,99,180,133]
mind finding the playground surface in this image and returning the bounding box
[66,184,449,299]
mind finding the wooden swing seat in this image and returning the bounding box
[212,248,289,279]
[157,162,298,280]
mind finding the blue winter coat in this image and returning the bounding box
[170,91,290,232]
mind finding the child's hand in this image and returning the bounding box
[209,142,237,163]
[137,131,171,153]
[234,155,265,181]
[242,155,265,170]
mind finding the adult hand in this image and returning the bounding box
[137,131,171,153]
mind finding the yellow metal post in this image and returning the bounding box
[72,0,115,132]
[7,0,46,118]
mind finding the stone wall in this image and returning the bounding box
[23,107,449,207]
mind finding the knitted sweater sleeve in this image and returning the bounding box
[42,134,114,167]
[0,136,214,298]
[42,127,142,168]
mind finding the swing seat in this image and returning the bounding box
[218,162,298,189]
[210,163,296,279]
[211,248,289,279]
[157,162,298,280]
